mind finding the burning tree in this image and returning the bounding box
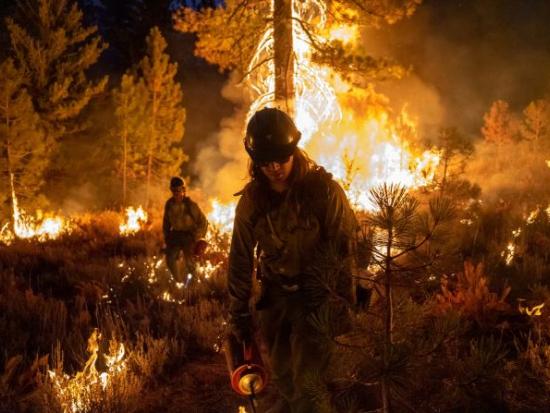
[0,59,47,227]
[174,0,420,114]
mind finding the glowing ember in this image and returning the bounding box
[501,243,516,266]
[501,226,522,266]
[239,407,248,413]
[196,259,223,279]
[119,206,147,235]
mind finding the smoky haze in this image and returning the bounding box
[368,0,550,136]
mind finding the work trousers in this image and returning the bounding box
[258,283,334,413]
[165,231,195,282]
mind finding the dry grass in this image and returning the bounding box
[1,208,550,412]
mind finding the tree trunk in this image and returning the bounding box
[382,226,394,413]
[273,0,294,115]
[441,155,449,195]
[146,147,153,207]
[3,97,15,232]
[146,89,159,208]
[122,126,128,207]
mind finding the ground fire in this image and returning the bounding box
[1,1,550,413]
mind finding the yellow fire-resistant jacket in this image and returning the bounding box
[228,166,359,319]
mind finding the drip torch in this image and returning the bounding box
[224,334,268,413]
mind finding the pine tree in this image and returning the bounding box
[481,100,518,145]
[366,184,454,412]
[0,59,47,226]
[520,99,549,148]
[6,0,108,139]
[112,74,148,206]
[173,0,419,112]
[137,27,187,207]
[436,127,474,193]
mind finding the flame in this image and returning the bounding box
[518,302,545,316]
[48,329,128,413]
[501,243,516,266]
[1,175,71,244]
[502,203,550,266]
[196,259,223,279]
[526,207,540,224]
[243,0,440,214]
[207,199,237,234]
[327,25,359,44]
[119,206,147,235]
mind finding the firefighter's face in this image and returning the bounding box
[259,155,294,186]
[171,185,185,201]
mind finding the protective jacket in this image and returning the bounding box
[228,166,358,321]
[162,196,208,243]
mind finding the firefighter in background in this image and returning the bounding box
[228,108,358,413]
[163,177,208,282]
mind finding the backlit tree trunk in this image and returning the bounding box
[273,0,294,115]
[3,99,15,231]
[122,126,128,207]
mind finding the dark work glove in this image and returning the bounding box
[229,312,253,343]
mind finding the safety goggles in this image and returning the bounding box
[257,155,292,168]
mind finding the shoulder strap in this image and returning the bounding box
[300,167,332,223]
[183,198,199,224]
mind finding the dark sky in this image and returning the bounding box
[369,0,550,136]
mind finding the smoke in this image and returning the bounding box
[466,140,550,203]
[191,73,250,203]
[364,0,550,135]
[60,182,98,215]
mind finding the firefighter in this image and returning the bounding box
[228,108,358,413]
[163,177,208,282]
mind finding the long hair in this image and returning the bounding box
[246,148,317,212]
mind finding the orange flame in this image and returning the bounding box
[1,174,71,244]
[242,0,441,216]
[47,329,128,413]
[119,206,147,235]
